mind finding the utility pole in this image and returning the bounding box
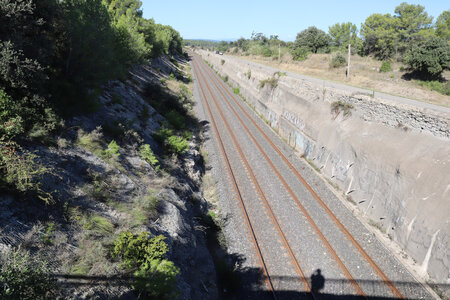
[278,43,281,63]
[347,44,351,79]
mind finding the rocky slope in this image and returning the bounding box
[0,56,218,299]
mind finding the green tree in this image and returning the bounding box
[294,26,331,53]
[361,13,398,59]
[102,0,149,59]
[0,0,58,134]
[435,10,450,41]
[394,2,434,52]
[328,22,360,48]
[404,36,450,79]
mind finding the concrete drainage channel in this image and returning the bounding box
[193,50,449,298]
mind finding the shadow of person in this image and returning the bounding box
[311,269,325,293]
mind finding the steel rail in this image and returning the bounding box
[195,56,367,297]
[191,60,277,299]
[193,59,315,299]
[196,53,405,299]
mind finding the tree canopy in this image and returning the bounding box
[294,26,331,53]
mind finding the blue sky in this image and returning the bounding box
[142,1,449,41]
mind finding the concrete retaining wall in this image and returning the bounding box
[198,50,450,285]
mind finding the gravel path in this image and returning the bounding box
[191,53,435,300]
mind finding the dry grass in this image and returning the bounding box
[232,53,450,107]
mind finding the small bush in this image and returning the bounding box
[221,59,225,65]
[165,110,186,130]
[139,144,159,167]
[291,47,309,61]
[247,69,251,79]
[331,101,354,117]
[111,231,179,299]
[0,142,53,203]
[169,73,176,80]
[233,87,240,94]
[329,53,347,68]
[166,135,188,154]
[0,249,56,300]
[259,77,278,89]
[76,127,104,156]
[102,140,120,159]
[0,89,24,141]
[419,80,450,96]
[224,75,228,82]
[154,127,188,155]
[40,222,56,246]
[380,61,392,73]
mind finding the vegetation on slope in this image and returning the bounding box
[0,0,202,298]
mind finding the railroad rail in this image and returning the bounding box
[191,52,433,300]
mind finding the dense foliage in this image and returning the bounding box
[0,0,183,138]
[112,231,180,299]
[0,250,56,299]
[294,26,331,54]
[0,0,183,196]
[404,37,450,79]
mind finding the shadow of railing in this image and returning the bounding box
[53,273,449,300]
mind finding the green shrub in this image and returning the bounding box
[419,80,450,96]
[165,110,185,130]
[86,172,110,202]
[169,73,175,80]
[259,77,278,89]
[233,87,240,94]
[291,47,309,61]
[0,89,24,141]
[111,231,168,269]
[0,250,56,300]
[76,128,104,156]
[111,231,179,299]
[0,142,53,203]
[380,61,392,72]
[221,59,225,65]
[166,135,188,154]
[154,127,173,144]
[133,259,180,299]
[404,37,450,79]
[154,127,188,155]
[331,101,354,117]
[102,140,120,159]
[40,222,56,246]
[139,144,159,167]
[181,130,193,141]
[329,53,347,68]
[247,69,251,79]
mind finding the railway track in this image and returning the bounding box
[191,53,433,300]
